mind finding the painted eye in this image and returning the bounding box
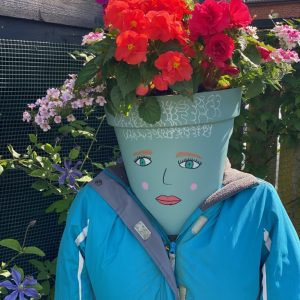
[134,156,152,167]
[178,159,202,169]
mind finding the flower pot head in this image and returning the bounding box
[106,88,241,234]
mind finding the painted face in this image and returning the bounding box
[108,89,241,235]
[116,124,233,235]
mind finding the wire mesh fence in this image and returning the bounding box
[0,39,117,272]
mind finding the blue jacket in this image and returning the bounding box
[55,164,300,300]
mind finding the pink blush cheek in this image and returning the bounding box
[141,181,149,190]
[190,182,198,191]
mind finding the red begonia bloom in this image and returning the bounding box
[140,0,190,19]
[104,1,129,29]
[204,33,234,62]
[155,51,193,84]
[146,11,175,42]
[257,46,272,62]
[121,9,149,34]
[189,0,230,40]
[115,31,148,65]
[230,0,252,28]
[136,84,149,96]
[153,75,169,91]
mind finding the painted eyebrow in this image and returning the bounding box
[133,149,153,156]
[176,152,202,158]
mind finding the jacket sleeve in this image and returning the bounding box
[260,184,300,300]
[55,186,95,300]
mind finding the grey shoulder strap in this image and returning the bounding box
[88,168,179,300]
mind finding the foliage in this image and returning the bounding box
[70,0,299,124]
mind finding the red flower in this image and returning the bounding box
[104,1,129,29]
[115,31,148,65]
[141,0,190,19]
[155,51,193,84]
[230,0,252,28]
[189,0,230,40]
[121,9,149,34]
[146,11,175,42]
[215,61,240,76]
[204,33,234,62]
[153,75,169,91]
[257,46,272,62]
[136,84,149,96]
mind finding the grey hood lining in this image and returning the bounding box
[200,159,259,211]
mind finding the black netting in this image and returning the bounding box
[0,39,117,274]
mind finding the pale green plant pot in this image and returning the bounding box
[106,88,241,234]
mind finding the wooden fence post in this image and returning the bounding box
[277,141,300,235]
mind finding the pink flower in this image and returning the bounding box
[95,84,105,93]
[22,111,31,122]
[27,103,36,110]
[67,114,76,122]
[71,101,80,109]
[40,122,51,132]
[84,98,94,106]
[54,115,62,124]
[95,96,107,106]
[49,109,57,117]
[82,32,105,46]
[61,90,74,102]
[273,25,300,50]
[47,88,60,99]
[34,114,44,126]
[269,48,300,64]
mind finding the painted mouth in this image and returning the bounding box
[155,195,182,205]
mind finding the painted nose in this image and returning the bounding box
[163,168,172,186]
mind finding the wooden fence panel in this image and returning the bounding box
[278,142,300,234]
[1,0,102,28]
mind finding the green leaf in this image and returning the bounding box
[29,134,37,144]
[140,60,158,83]
[155,40,182,53]
[37,271,49,281]
[76,175,92,182]
[138,97,161,124]
[244,43,261,65]
[75,57,101,89]
[115,63,141,98]
[245,78,265,99]
[0,270,10,278]
[170,80,193,97]
[58,212,67,224]
[103,41,116,64]
[71,130,95,140]
[0,239,22,252]
[41,280,50,295]
[32,180,48,192]
[29,259,46,272]
[29,169,47,178]
[69,147,81,160]
[58,125,73,134]
[23,246,45,257]
[46,199,72,214]
[41,144,54,154]
[92,162,105,169]
[7,145,21,158]
[0,165,3,175]
[110,85,124,111]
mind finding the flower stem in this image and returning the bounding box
[79,115,106,172]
